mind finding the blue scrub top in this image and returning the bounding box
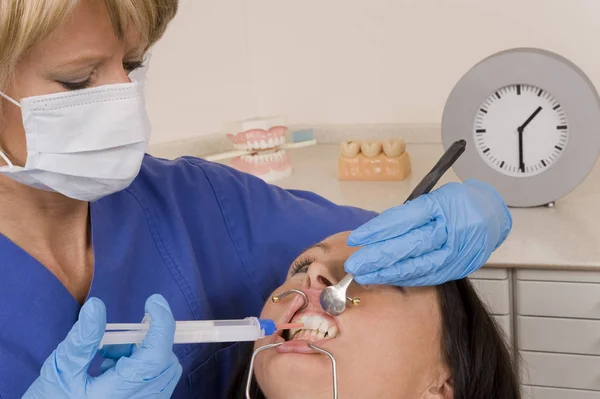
[0,155,376,399]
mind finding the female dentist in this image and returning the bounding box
[0,1,511,398]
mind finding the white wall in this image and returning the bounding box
[145,0,600,144]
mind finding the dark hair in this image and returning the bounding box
[227,279,521,399]
[437,279,521,399]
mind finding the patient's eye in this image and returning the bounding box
[290,257,314,276]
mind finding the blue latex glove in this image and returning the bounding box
[23,294,182,399]
[345,180,512,286]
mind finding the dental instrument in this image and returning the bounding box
[100,317,304,348]
[320,139,468,316]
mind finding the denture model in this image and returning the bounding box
[338,139,411,181]
[226,117,293,182]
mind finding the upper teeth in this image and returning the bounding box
[289,315,339,340]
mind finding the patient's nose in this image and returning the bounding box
[307,262,337,289]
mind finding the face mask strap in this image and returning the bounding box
[0,91,18,168]
[0,91,21,108]
[0,150,14,168]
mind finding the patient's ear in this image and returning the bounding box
[423,371,453,399]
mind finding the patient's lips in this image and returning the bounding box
[277,289,341,354]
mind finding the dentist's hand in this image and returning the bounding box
[23,294,182,399]
[345,180,512,286]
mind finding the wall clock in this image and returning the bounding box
[442,48,600,207]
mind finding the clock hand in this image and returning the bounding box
[519,106,543,131]
[518,126,525,173]
[516,106,542,173]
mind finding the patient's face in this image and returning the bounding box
[254,232,452,399]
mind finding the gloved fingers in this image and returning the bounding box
[347,195,438,246]
[152,354,183,396]
[353,248,452,286]
[117,294,176,380]
[99,344,135,360]
[98,352,182,395]
[464,179,513,247]
[48,297,107,380]
[100,358,116,374]
[344,221,447,276]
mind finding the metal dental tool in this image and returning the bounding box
[319,139,467,316]
[245,342,338,399]
[271,289,309,311]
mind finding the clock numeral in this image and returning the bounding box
[516,85,521,95]
[556,125,568,130]
[476,129,486,133]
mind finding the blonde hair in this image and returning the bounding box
[0,0,178,91]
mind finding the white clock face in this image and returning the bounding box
[473,84,569,177]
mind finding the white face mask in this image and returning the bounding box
[0,79,151,202]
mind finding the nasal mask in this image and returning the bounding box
[0,73,151,202]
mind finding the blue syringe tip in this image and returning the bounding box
[258,319,277,336]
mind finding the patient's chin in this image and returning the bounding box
[255,353,334,399]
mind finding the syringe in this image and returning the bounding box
[100,317,303,348]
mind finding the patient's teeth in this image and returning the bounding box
[317,331,325,339]
[306,316,320,330]
[317,320,329,333]
[340,141,361,158]
[361,141,383,158]
[326,326,338,339]
[382,139,406,157]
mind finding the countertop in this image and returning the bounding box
[223,143,600,271]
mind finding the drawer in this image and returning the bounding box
[517,269,600,284]
[518,316,600,356]
[494,314,512,342]
[471,268,509,280]
[516,280,600,319]
[469,278,510,315]
[522,385,600,399]
[520,351,600,391]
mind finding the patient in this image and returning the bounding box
[227,232,521,398]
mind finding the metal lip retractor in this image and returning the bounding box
[271,288,309,311]
[245,342,338,399]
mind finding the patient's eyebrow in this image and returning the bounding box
[307,242,330,253]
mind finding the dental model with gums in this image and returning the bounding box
[227,232,522,399]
